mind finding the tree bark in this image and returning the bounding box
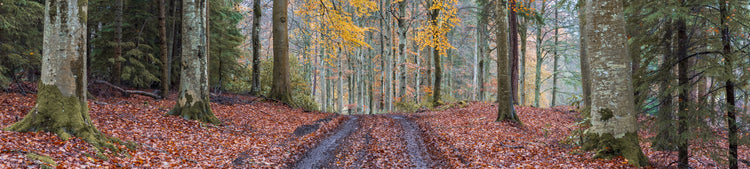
[429,1,441,107]
[551,8,558,107]
[720,1,738,168]
[578,0,591,110]
[518,0,529,105]
[168,0,220,125]
[676,18,689,169]
[397,0,408,101]
[581,0,648,166]
[159,0,169,98]
[250,0,262,96]
[508,0,519,104]
[269,0,292,104]
[533,1,545,108]
[496,0,520,123]
[5,0,115,147]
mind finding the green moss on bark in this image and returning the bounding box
[599,108,614,121]
[583,132,649,167]
[168,96,220,125]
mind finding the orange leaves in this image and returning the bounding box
[416,0,460,55]
[413,103,634,168]
[0,92,340,168]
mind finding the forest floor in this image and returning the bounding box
[1,86,748,168]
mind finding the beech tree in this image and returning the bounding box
[168,0,220,124]
[4,0,119,148]
[496,0,521,123]
[269,0,293,104]
[581,0,647,166]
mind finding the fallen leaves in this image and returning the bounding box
[414,103,635,168]
[1,92,342,168]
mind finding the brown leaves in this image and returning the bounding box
[0,92,341,168]
[414,103,634,168]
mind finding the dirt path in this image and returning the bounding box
[293,116,361,169]
[292,114,437,168]
[390,115,431,169]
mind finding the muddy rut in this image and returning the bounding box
[293,115,438,169]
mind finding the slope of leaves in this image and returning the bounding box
[414,102,634,168]
[0,91,343,168]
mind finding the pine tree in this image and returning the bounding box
[0,0,43,88]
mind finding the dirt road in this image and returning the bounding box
[293,115,440,168]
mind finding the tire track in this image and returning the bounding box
[292,116,360,169]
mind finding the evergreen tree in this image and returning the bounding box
[0,0,43,88]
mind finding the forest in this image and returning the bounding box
[1,0,749,168]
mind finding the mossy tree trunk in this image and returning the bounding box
[4,0,116,148]
[495,0,521,123]
[270,0,293,104]
[581,0,648,167]
[168,0,220,125]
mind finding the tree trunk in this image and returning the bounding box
[508,0,519,104]
[397,0,407,100]
[578,0,591,110]
[339,50,345,114]
[385,1,394,112]
[250,0,262,96]
[676,18,689,169]
[496,0,520,123]
[113,0,123,85]
[429,1,441,107]
[581,0,648,166]
[269,0,292,104]
[518,0,529,105]
[551,8,558,107]
[720,1,737,168]
[533,4,544,108]
[5,0,115,146]
[171,0,183,91]
[159,0,169,98]
[168,0,219,125]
